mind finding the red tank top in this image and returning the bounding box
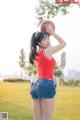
[35,49,56,80]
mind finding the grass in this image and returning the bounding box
[0,82,80,120]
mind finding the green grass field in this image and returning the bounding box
[0,82,80,120]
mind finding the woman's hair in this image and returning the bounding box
[29,31,48,64]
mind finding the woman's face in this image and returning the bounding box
[38,34,51,48]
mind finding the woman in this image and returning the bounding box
[29,23,66,120]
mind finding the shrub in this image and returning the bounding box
[3,78,29,82]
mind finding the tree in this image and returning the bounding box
[60,51,66,69]
[24,62,37,76]
[59,51,66,84]
[18,49,26,79]
[54,65,64,86]
[53,51,66,86]
[36,0,80,25]
[24,62,37,83]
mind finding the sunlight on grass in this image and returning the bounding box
[0,82,80,120]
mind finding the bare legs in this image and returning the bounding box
[32,99,42,120]
[41,98,54,120]
[32,98,54,120]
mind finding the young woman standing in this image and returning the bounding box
[29,22,66,120]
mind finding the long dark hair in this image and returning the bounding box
[29,31,48,64]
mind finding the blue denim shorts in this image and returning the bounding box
[30,79,56,99]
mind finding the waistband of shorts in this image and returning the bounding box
[38,78,54,81]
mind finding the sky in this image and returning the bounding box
[0,0,80,76]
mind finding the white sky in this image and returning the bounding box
[0,0,80,76]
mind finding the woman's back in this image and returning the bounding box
[35,48,56,80]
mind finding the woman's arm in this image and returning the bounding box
[45,32,67,56]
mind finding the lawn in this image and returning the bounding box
[0,82,80,120]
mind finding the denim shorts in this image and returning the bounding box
[30,79,56,99]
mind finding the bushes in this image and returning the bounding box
[57,79,80,86]
[3,78,29,82]
[63,79,80,86]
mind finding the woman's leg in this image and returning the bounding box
[41,98,55,120]
[32,99,42,120]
